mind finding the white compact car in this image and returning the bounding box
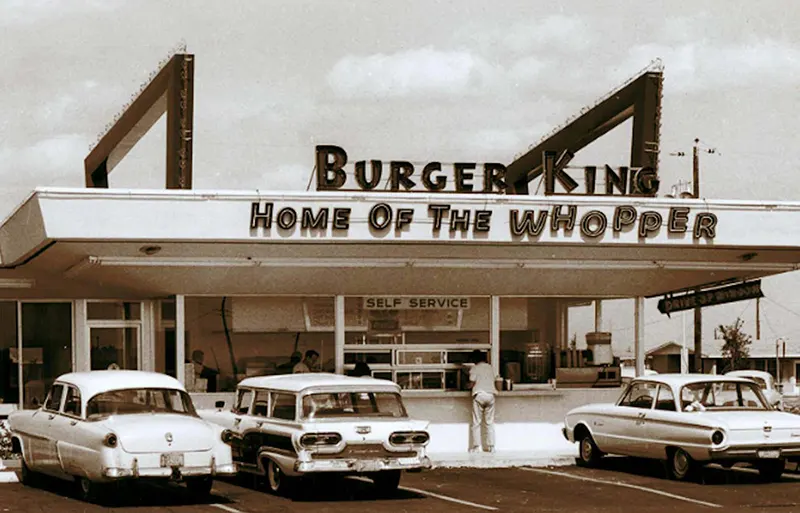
[563,374,800,482]
[726,370,783,410]
[8,370,236,501]
[200,373,431,496]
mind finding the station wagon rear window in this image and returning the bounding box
[86,388,198,420]
[301,391,407,420]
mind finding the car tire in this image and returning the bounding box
[576,432,602,467]
[76,476,104,503]
[264,458,295,497]
[186,476,214,498]
[371,470,402,495]
[668,448,696,481]
[756,459,785,482]
[19,455,38,487]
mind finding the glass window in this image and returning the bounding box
[270,393,296,421]
[235,388,253,415]
[87,301,141,321]
[680,381,766,411]
[22,302,73,409]
[90,327,138,370]
[252,390,269,417]
[43,384,64,412]
[184,296,335,393]
[499,298,547,384]
[655,385,676,411]
[301,392,407,419]
[618,381,657,409]
[0,302,18,406]
[63,386,81,416]
[86,388,196,421]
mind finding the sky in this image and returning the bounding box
[2,0,800,355]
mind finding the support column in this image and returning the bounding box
[74,300,89,372]
[594,300,603,332]
[490,296,501,377]
[16,301,23,409]
[176,295,186,385]
[634,296,645,377]
[335,296,345,375]
[555,300,564,349]
[140,301,155,372]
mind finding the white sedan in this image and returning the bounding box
[200,373,432,496]
[8,370,236,502]
[563,374,800,482]
[726,370,783,410]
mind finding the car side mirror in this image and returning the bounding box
[215,400,225,409]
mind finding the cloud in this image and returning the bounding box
[501,15,593,54]
[0,0,122,27]
[0,134,87,188]
[624,39,800,93]
[327,47,497,99]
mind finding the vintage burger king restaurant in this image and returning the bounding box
[1,57,799,458]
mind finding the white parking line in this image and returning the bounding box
[348,476,499,511]
[520,467,722,509]
[211,503,244,513]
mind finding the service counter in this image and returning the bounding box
[190,387,623,424]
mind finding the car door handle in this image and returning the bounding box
[234,417,241,424]
[48,414,55,420]
[70,420,77,426]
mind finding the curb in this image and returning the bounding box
[0,471,18,484]
[430,455,576,469]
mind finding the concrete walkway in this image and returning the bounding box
[430,449,577,469]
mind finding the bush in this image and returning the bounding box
[0,420,17,460]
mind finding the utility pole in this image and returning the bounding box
[756,297,761,340]
[671,138,718,373]
[692,138,702,372]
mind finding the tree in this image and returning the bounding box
[717,317,752,372]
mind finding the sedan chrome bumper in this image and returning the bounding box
[294,455,432,474]
[103,462,237,480]
[710,444,800,461]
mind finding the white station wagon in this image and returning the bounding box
[8,370,236,501]
[200,373,432,496]
[563,374,800,482]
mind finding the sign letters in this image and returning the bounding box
[657,281,764,315]
[250,200,718,240]
[315,145,660,196]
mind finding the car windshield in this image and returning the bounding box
[86,388,198,421]
[301,391,407,420]
[680,381,768,411]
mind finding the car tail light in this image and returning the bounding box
[104,433,118,448]
[390,431,430,445]
[221,429,235,444]
[300,432,342,447]
[711,430,724,445]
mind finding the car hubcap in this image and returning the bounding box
[581,438,592,461]
[673,451,688,476]
[268,462,281,490]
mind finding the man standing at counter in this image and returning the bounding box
[468,350,498,453]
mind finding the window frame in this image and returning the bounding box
[43,384,65,413]
[234,387,254,415]
[617,380,657,409]
[269,391,298,422]
[62,385,82,419]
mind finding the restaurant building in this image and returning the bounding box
[2,56,799,452]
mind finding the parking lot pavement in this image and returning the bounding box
[7,460,800,513]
